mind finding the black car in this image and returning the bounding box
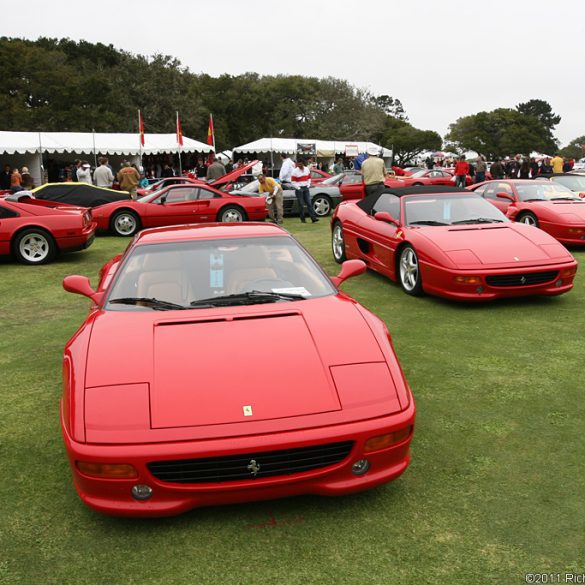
[32,183,130,207]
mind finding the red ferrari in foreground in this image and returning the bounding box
[0,193,96,264]
[61,223,415,516]
[331,186,577,301]
[92,182,267,236]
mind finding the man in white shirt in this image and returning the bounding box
[279,153,295,185]
[291,160,318,223]
[93,157,115,188]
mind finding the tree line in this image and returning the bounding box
[0,37,580,163]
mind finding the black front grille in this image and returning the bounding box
[147,441,354,484]
[486,271,558,287]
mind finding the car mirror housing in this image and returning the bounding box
[496,192,514,202]
[63,275,104,304]
[374,211,400,226]
[331,259,367,287]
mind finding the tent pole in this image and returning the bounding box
[37,132,44,185]
[92,129,98,168]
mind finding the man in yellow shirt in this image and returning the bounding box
[257,174,284,224]
[550,154,564,174]
[361,146,387,198]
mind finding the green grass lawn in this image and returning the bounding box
[1,220,584,585]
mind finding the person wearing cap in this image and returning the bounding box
[360,146,386,198]
[117,161,141,199]
[21,167,34,189]
[258,174,284,224]
[77,161,93,184]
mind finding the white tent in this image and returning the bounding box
[233,137,392,159]
[0,131,214,185]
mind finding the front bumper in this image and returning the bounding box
[61,402,415,517]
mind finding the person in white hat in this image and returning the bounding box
[361,146,386,198]
[77,161,93,184]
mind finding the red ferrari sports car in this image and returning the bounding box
[92,182,268,236]
[471,179,585,245]
[0,193,96,264]
[331,186,577,301]
[61,223,415,517]
[396,168,472,187]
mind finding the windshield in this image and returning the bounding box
[322,173,344,185]
[106,235,335,311]
[410,170,428,178]
[516,182,580,201]
[138,189,165,203]
[551,176,585,192]
[404,194,508,226]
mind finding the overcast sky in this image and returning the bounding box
[11,0,585,146]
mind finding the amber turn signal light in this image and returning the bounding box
[454,275,482,285]
[363,426,413,453]
[76,461,138,479]
[560,267,577,278]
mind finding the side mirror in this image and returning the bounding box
[374,211,400,226]
[496,192,514,202]
[63,275,104,304]
[331,259,367,287]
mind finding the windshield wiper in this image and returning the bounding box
[550,197,580,201]
[451,217,504,224]
[109,297,188,310]
[408,220,450,226]
[190,290,306,307]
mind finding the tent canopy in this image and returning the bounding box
[233,137,392,158]
[0,131,214,156]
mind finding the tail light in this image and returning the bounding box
[83,210,92,225]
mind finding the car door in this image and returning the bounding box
[191,187,223,222]
[339,174,365,200]
[145,186,202,227]
[355,193,402,276]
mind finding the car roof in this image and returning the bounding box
[134,222,287,245]
[357,185,470,214]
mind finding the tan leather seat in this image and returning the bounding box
[226,245,277,294]
[136,252,187,304]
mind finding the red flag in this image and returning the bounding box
[138,109,145,147]
[176,111,183,147]
[207,114,215,164]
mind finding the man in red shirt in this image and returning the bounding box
[454,156,469,188]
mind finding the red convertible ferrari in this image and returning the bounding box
[471,179,585,246]
[0,193,96,264]
[92,182,267,236]
[61,223,415,516]
[331,186,577,301]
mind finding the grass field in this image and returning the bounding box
[1,220,584,585]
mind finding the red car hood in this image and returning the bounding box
[416,223,572,268]
[83,296,403,442]
[539,200,585,222]
[210,160,258,187]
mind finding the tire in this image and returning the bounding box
[332,221,347,264]
[312,195,332,217]
[13,228,56,265]
[218,205,247,222]
[398,245,423,296]
[111,210,140,236]
[516,212,539,228]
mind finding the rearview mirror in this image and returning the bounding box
[63,275,104,304]
[374,211,400,226]
[330,259,367,287]
[496,192,514,202]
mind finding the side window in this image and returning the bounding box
[496,182,514,197]
[473,185,486,196]
[342,174,363,185]
[311,171,321,179]
[483,184,499,200]
[198,188,220,200]
[164,188,197,203]
[372,194,401,220]
[0,204,18,218]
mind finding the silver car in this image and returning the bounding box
[231,179,342,217]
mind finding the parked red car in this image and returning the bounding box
[396,168,472,187]
[92,182,268,236]
[61,222,415,516]
[471,179,585,245]
[0,194,96,264]
[331,186,577,301]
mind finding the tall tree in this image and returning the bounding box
[516,99,560,152]
[559,136,585,160]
